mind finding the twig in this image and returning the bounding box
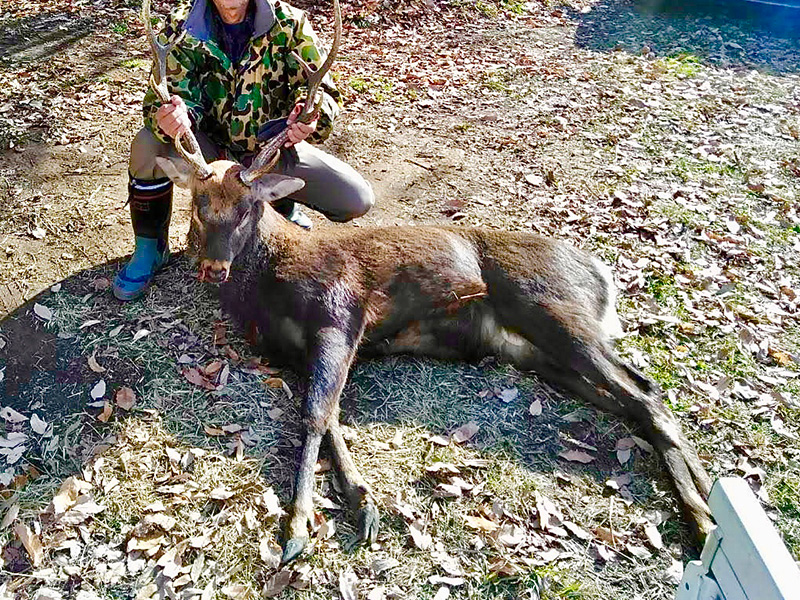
[405,158,433,171]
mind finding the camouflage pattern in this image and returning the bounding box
[142,0,341,157]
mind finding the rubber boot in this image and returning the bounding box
[112,177,173,301]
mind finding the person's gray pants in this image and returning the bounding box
[129,127,374,222]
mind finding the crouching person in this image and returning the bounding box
[114,0,374,301]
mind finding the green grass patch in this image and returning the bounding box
[656,53,702,78]
[110,20,129,35]
[119,58,148,70]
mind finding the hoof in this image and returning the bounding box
[281,536,308,564]
[357,502,380,545]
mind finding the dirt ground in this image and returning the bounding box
[1,0,800,598]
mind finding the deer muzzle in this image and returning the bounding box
[199,259,231,284]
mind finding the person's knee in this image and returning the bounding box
[345,179,374,220]
[327,176,374,222]
[130,128,168,180]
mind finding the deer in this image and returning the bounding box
[143,0,714,564]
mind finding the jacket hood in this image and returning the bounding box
[183,0,276,42]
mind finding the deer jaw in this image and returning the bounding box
[156,157,305,283]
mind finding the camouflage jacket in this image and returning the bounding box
[143,0,340,157]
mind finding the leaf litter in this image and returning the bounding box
[2,418,291,598]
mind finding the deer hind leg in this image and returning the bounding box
[539,343,712,540]
[327,423,379,545]
[487,298,713,540]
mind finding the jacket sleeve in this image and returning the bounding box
[142,13,208,145]
[287,9,341,143]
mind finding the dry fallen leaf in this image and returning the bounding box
[371,556,399,575]
[92,277,111,292]
[90,379,106,400]
[529,399,543,416]
[593,526,621,547]
[262,570,293,598]
[558,449,595,463]
[50,477,91,515]
[97,401,112,423]
[425,462,460,475]
[88,353,106,373]
[184,368,217,391]
[115,387,136,411]
[463,515,499,532]
[29,413,48,435]
[594,541,616,563]
[631,435,654,453]
[643,523,663,550]
[409,518,432,550]
[1,406,28,423]
[367,587,386,600]
[210,487,234,500]
[204,424,225,436]
[58,495,106,526]
[221,584,249,599]
[33,303,53,321]
[203,360,224,376]
[259,537,282,569]
[339,569,359,600]
[626,543,651,560]
[1,503,19,530]
[260,488,284,516]
[433,587,450,600]
[451,421,479,444]
[13,522,43,567]
[499,387,519,403]
[563,520,591,540]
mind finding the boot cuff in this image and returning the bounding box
[130,176,172,194]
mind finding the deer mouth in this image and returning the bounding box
[199,260,231,284]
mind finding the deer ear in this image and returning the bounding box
[155,157,192,188]
[250,174,306,203]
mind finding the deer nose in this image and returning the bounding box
[200,261,230,284]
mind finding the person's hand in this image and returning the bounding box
[155,95,192,139]
[285,103,318,147]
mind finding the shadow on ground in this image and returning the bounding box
[570,0,800,73]
[0,11,113,66]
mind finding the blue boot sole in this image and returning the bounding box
[112,249,170,301]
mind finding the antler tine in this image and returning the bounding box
[240,0,342,185]
[295,0,342,123]
[142,0,212,180]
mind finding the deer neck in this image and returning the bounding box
[239,203,300,265]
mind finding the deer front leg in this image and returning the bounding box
[328,423,380,545]
[282,326,360,564]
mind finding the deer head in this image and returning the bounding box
[156,158,304,283]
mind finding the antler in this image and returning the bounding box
[240,0,342,186]
[142,0,213,180]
